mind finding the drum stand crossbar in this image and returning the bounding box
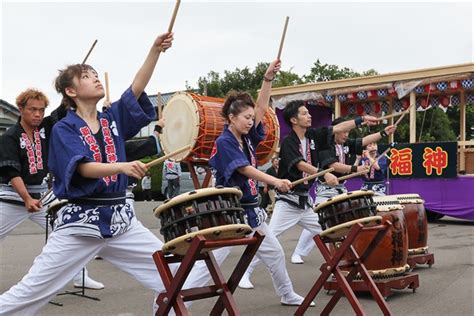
[407,252,435,269]
[295,222,393,316]
[152,232,264,316]
[45,213,100,306]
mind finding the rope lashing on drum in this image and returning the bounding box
[291,167,334,187]
[145,145,191,168]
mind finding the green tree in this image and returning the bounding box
[194,62,303,99]
[302,59,379,83]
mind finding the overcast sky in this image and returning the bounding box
[1,0,473,113]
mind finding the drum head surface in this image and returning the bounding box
[162,224,252,255]
[320,215,383,239]
[314,190,374,213]
[154,187,243,217]
[159,92,200,161]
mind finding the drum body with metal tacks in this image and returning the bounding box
[154,187,252,255]
[394,194,428,255]
[330,205,410,279]
[159,92,279,165]
[314,190,380,239]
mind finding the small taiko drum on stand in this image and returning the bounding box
[394,194,434,268]
[314,190,380,239]
[154,187,252,255]
[159,92,279,165]
[321,194,419,299]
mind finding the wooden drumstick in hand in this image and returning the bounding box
[277,16,290,60]
[82,39,98,64]
[291,168,334,187]
[145,145,190,168]
[163,0,181,53]
[394,103,414,126]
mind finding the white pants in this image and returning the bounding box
[0,201,48,240]
[0,220,210,315]
[246,200,322,274]
[0,200,95,284]
[212,219,295,297]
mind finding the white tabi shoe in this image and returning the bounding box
[73,274,105,290]
[291,253,304,264]
[280,292,315,307]
[238,273,254,289]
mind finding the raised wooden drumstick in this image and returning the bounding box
[168,0,181,33]
[162,0,181,53]
[145,145,191,168]
[104,72,110,103]
[375,111,405,121]
[277,16,290,60]
[291,168,334,187]
[82,39,98,64]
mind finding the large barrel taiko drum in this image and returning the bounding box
[159,92,279,165]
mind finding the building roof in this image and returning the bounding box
[0,99,20,116]
[270,63,474,97]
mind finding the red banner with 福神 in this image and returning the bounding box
[379,142,457,178]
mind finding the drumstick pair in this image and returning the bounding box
[375,103,414,125]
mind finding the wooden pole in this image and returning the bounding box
[388,98,394,143]
[277,16,289,60]
[460,91,466,172]
[82,39,98,64]
[145,145,190,168]
[409,92,416,143]
[334,96,341,119]
[291,168,334,187]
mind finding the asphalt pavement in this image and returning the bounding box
[1,201,473,315]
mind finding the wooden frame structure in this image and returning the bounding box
[269,63,474,173]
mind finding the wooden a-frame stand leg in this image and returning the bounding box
[153,232,264,316]
[295,222,393,316]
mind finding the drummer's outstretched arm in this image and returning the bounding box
[254,60,281,126]
[332,115,380,133]
[237,166,292,192]
[131,32,174,99]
